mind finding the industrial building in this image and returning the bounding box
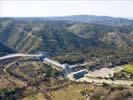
[67,69,88,80]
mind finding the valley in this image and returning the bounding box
[0,52,133,99]
[0,15,133,100]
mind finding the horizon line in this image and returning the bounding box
[0,14,133,20]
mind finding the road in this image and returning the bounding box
[0,53,66,70]
[16,27,42,41]
[76,77,133,86]
[0,53,84,70]
[1,53,133,86]
[3,61,27,87]
[0,53,42,60]
[0,53,66,87]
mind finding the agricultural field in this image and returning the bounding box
[123,64,133,74]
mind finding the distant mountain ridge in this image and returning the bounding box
[1,15,132,26]
[44,15,133,26]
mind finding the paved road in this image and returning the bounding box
[0,53,83,70]
[0,53,66,70]
[76,77,133,86]
[2,53,132,86]
[0,53,41,60]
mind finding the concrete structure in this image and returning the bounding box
[0,53,87,77]
[67,69,88,80]
[0,53,42,60]
[43,57,65,68]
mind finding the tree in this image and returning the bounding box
[45,65,56,78]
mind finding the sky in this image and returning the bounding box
[0,0,133,19]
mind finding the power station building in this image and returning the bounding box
[67,69,88,80]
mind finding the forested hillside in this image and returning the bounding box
[0,16,133,55]
[0,43,15,56]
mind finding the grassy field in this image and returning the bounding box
[23,92,45,100]
[49,83,133,100]
[49,83,95,100]
[123,64,133,74]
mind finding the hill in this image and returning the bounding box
[0,43,15,56]
[44,15,133,26]
[0,16,133,56]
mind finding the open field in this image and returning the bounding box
[87,66,124,78]
[78,77,133,86]
[123,64,133,74]
[23,92,45,100]
[49,83,93,100]
[49,83,133,100]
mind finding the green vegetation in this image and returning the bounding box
[0,16,133,100]
[0,43,15,56]
[123,64,133,74]
[50,83,133,100]
[102,82,109,87]
[0,88,21,97]
[0,18,133,55]
[44,65,57,78]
